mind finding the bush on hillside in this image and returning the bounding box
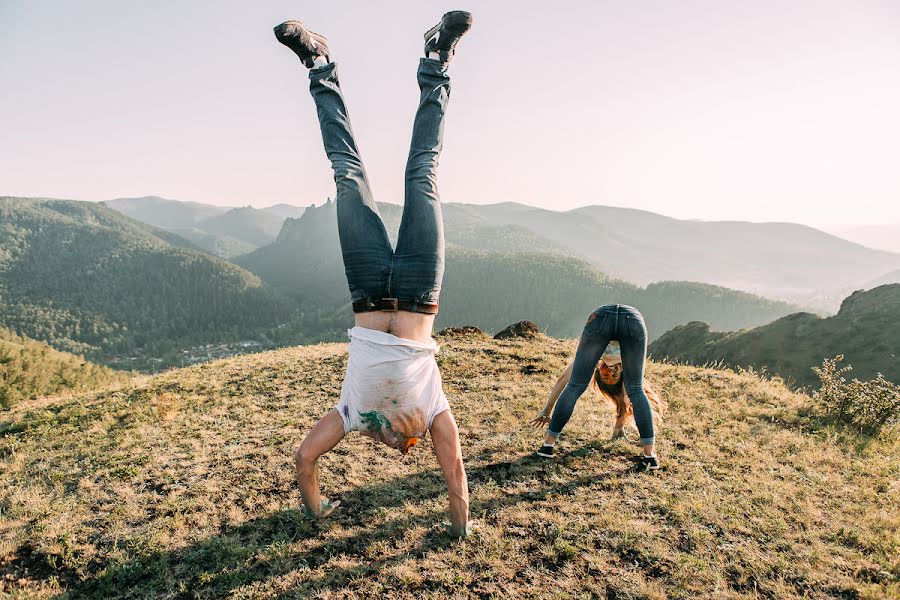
[813,355,900,435]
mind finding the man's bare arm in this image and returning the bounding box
[430,410,469,536]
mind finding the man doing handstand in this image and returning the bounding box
[273,11,474,537]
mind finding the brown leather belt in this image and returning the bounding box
[352,297,439,315]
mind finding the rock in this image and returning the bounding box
[436,326,486,338]
[494,320,542,340]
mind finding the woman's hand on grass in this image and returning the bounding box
[529,412,550,427]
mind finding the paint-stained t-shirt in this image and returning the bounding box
[335,327,450,452]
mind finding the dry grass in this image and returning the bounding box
[0,335,897,599]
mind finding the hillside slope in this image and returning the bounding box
[0,197,295,361]
[1,336,896,598]
[649,284,900,387]
[0,326,126,408]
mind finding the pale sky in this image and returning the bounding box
[2,0,899,227]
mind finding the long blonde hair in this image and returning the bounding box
[591,365,665,424]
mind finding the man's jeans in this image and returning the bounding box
[548,304,656,446]
[309,58,449,310]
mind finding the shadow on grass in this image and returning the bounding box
[41,443,629,598]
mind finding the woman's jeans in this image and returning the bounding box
[548,304,656,446]
[308,59,449,310]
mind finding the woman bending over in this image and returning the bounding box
[530,304,664,470]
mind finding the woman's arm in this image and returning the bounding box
[530,361,575,427]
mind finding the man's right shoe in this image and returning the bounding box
[424,10,474,62]
[274,20,330,68]
[535,444,555,458]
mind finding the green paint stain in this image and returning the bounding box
[358,410,392,432]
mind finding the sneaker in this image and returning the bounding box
[273,20,330,68]
[535,444,555,458]
[638,454,660,471]
[424,10,474,62]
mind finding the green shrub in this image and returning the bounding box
[813,355,900,435]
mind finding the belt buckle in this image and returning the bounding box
[381,297,399,312]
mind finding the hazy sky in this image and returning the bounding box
[2,1,899,227]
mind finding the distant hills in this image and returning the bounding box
[104,196,307,258]
[438,203,900,311]
[0,197,295,363]
[829,224,900,254]
[237,201,800,340]
[107,197,900,309]
[649,284,900,387]
[0,325,125,408]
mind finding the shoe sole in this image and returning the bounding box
[535,451,554,458]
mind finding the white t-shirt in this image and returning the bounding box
[335,326,450,450]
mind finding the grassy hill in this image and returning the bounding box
[0,197,295,363]
[649,284,900,388]
[0,326,126,408]
[0,335,896,598]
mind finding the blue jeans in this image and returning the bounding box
[548,304,655,445]
[309,58,449,311]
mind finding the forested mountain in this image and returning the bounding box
[164,228,258,259]
[649,284,900,387]
[236,201,799,340]
[0,325,126,408]
[0,197,295,362]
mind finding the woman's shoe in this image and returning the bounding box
[535,444,555,458]
[638,454,660,471]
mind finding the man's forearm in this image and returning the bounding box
[447,465,469,533]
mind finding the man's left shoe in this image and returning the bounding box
[424,10,474,62]
[274,20,330,68]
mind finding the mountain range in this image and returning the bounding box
[104,196,307,258]
[235,200,799,340]
[108,197,900,310]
